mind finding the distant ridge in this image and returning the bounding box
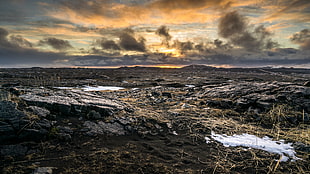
[181,65,216,70]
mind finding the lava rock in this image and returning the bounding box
[0,144,28,157]
[28,106,50,118]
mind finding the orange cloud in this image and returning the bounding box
[44,0,233,28]
[262,0,310,23]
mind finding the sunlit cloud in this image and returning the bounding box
[0,0,309,67]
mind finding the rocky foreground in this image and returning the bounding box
[0,66,309,173]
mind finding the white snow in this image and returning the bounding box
[53,87,75,90]
[54,86,125,91]
[185,85,195,88]
[209,132,301,162]
[81,86,125,91]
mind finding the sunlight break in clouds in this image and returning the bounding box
[0,0,309,67]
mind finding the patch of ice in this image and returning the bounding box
[81,86,125,91]
[205,137,211,144]
[172,131,178,135]
[132,88,140,91]
[54,87,75,90]
[210,132,301,162]
[185,85,195,88]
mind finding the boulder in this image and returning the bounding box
[0,101,27,143]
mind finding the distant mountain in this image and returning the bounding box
[181,65,216,70]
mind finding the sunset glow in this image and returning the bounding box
[158,48,182,58]
[0,0,309,68]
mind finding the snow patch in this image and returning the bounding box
[54,86,125,91]
[185,85,195,88]
[81,86,125,91]
[210,132,301,162]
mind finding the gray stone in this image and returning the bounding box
[83,121,127,136]
[37,119,52,129]
[33,167,54,174]
[28,106,50,118]
[20,88,128,117]
[86,110,102,119]
[56,126,73,135]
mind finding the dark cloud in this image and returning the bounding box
[0,28,32,49]
[218,11,247,38]
[9,35,33,48]
[213,39,231,50]
[0,28,12,48]
[95,38,121,50]
[156,25,172,46]
[290,29,310,50]
[119,29,146,52]
[172,40,193,54]
[218,11,278,51]
[0,27,71,66]
[39,37,73,51]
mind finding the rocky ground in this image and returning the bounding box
[0,65,309,174]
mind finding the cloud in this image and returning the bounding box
[45,0,232,28]
[119,29,146,52]
[39,37,73,51]
[265,0,310,23]
[218,11,278,51]
[9,35,33,48]
[150,0,232,10]
[172,40,194,54]
[156,25,172,46]
[218,11,247,38]
[213,39,231,50]
[0,28,13,48]
[290,29,310,50]
[95,38,121,50]
[0,27,71,66]
[0,28,33,49]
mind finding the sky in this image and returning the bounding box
[0,0,309,68]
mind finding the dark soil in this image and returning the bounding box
[1,66,309,174]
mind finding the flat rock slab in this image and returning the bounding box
[198,82,310,112]
[20,88,128,117]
